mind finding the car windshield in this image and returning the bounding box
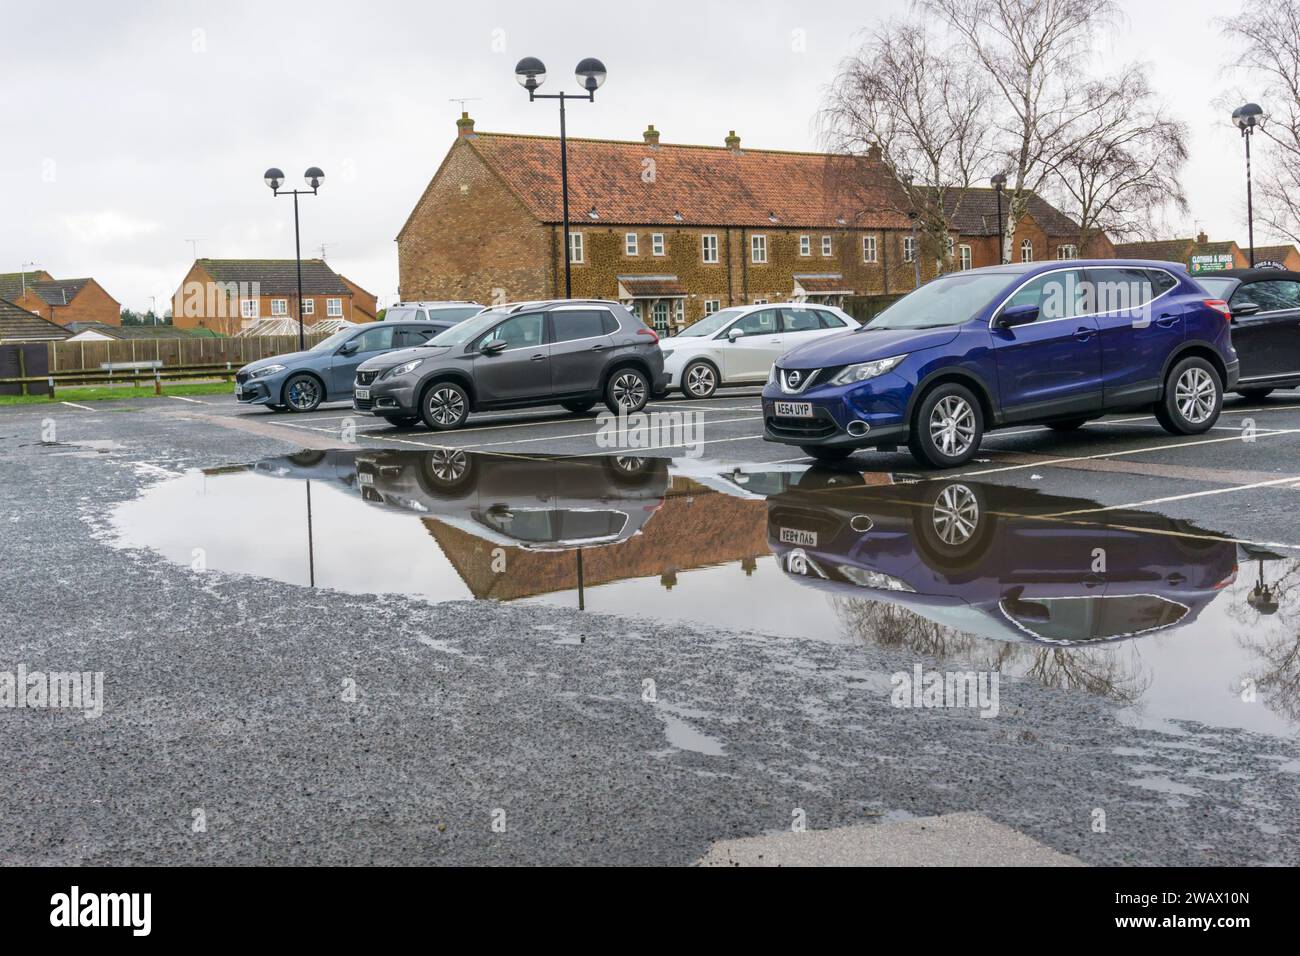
[427,309,510,347]
[674,309,744,337]
[385,307,421,321]
[867,273,1017,330]
[309,330,355,351]
[1195,277,1237,299]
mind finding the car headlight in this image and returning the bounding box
[382,359,424,379]
[249,364,285,379]
[830,354,907,386]
[768,366,777,385]
[837,565,915,592]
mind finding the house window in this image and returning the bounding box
[701,234,719,263]
[863,235,878,263]
[1057,244,1078,260]
[569,232,584,263]
[703,299,720,315]
[625,233,638,256]
[302,298,314,316]
[751,234,768,264]
[752,298,768,305]
[651,301,670,333]
[799,235,811,257]
[240,299,258,319]
[326,298,343,317]
[1021,238,1034,262]
[821,236,833,257]
[271,298,288,316]
[651,233,665,256]
[959,245,972,270]
[903,236,916,263]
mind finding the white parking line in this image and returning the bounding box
[60,401,94,411]
[1045,473,1300,517]
[167,395,208,405]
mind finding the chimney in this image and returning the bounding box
[866,143,882,162]
[725,130,741,152]
[1196,230,1208,244]
[456,111,476,138]
[643,124,660,147]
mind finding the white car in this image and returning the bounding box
[659,303,860,398]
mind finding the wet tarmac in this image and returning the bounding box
[109,447,1300,739]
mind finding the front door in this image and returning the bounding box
[331,324,395,395]
[470,312,551,404]
[989,268,1103,420]
[1088,266,1184,408]
[721,307,785,382]
[1229,278,1300,381]
[548,308,615,396]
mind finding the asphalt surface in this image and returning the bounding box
[2,386,1299,865]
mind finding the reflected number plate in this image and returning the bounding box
[355,388,370,400]
[774,401,814,418]
[358,472,374,486]
[780,527,817,546]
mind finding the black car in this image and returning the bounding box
[353,300,669,429]
[1195,268,1300,400]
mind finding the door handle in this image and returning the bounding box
[530,353,546,361]
[590,344,605,351]
[1167,572,1186,586]
[1074,327,1095,342]
[1155,314,1180,328]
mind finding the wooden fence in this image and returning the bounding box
[46,334,333,373]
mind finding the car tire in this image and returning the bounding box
[604,367,650,414]
[907,383,984,468]
[282,374,323,413]
[1155,357,1222,435]
[382,415,421,429]
[801,445,853,461]
[682,360,719,399]
[1046,418,1088,432]
[912,481,994,571]
[420,381,471,431]
[562,400,597,414]
[1238,388,1274,403]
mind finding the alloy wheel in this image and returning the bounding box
[685,364,716,397]
[427,448,469,482]
[931,483,980,546]
[1175,367,1216,424]
[612,372,647,410]
[929,395,976,458]
[427,386,466,426]
[286,378,320,411]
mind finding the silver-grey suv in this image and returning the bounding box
[352,300,668,430]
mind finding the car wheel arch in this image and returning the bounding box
[600,357,653,391]
[682,356,722,383]
[1159,343,1226,396]
[418,370,477,410]
[906,369,998,429]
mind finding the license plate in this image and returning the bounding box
[774,401,814,418]
[358,472,374,486]
[235,387,246,400]
[780,527,818,546]
[355,388,370,400]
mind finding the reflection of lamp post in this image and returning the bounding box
[305,479,316,588]
[1231,103,1264,268]
[515,56,608,299]
[1247,558,1279,615]
[264,166,325,350]
[991,172,1007,265]
[576,547,585,611]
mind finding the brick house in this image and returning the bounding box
[171,258,372,335]
[397,116,1106,332]
[0,296,73,343]
[943,189,1115,268]
[0,271,122,327]
[1250,244,1300,271]
[1114,233,1250,274]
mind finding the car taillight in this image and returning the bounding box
[1204,299,1232,321]
[637,327,659,345]
[1215,566,1239,590]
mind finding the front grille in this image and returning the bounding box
[356,370,380,386]
[354,397,375,411]
[778,368,820,394]
[235,371,250,384]
[767,415,837,439]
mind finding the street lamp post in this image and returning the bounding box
[991,172,1007,265]
[1232,103,1264,268]
[515,56,607,299]
[264,166,325,350]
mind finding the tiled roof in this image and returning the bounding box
[25,278,90,306]
[64,321,212,340]
[0,271,53,299]
[943,188,1081,237]
[1252,244,1300,261]
[618,275,686,297]
[195,259,352,295]
[793,274,851,293]
[1113,239,1195,260]
[463,132,910,229]
[0,297,72,342]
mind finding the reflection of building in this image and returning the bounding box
[423,477,768,600]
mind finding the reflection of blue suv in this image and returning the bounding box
[763,260,1240,467]
[235,321,458,413]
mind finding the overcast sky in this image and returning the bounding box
[0,0,1271,312]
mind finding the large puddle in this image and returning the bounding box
[109,448,1300,738]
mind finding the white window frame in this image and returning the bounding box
[625,233,638,256]
[799,235,811,257]
[752,297,768,305]
[651,232,666,256]
[240,298,258,319]
[959,245,972,270]
[701,234,719,263]
[751,234,768,264]
[301,298,314,316]
[863,235,878,263]
[703,299,720,315]
[326,298,343,318]
[569,231,584,264]
[903,236,916,263]
[1057,244,1077,260]
[821,236,833,257]
[1021,238,1034,262]
[270,298,288,316]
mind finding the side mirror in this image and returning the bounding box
[480,339,508,355]
[727,328,743,342]
[337,341,358,355]
[1231,301,1261,318]
[995,304,1039,328]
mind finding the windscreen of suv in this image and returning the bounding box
[427,309,510,347]
[674,309,744,337]
[868,273,1016,330]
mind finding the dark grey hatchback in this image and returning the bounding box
[353,300,669,429]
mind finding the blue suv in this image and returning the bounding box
[763,260,1240,467]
